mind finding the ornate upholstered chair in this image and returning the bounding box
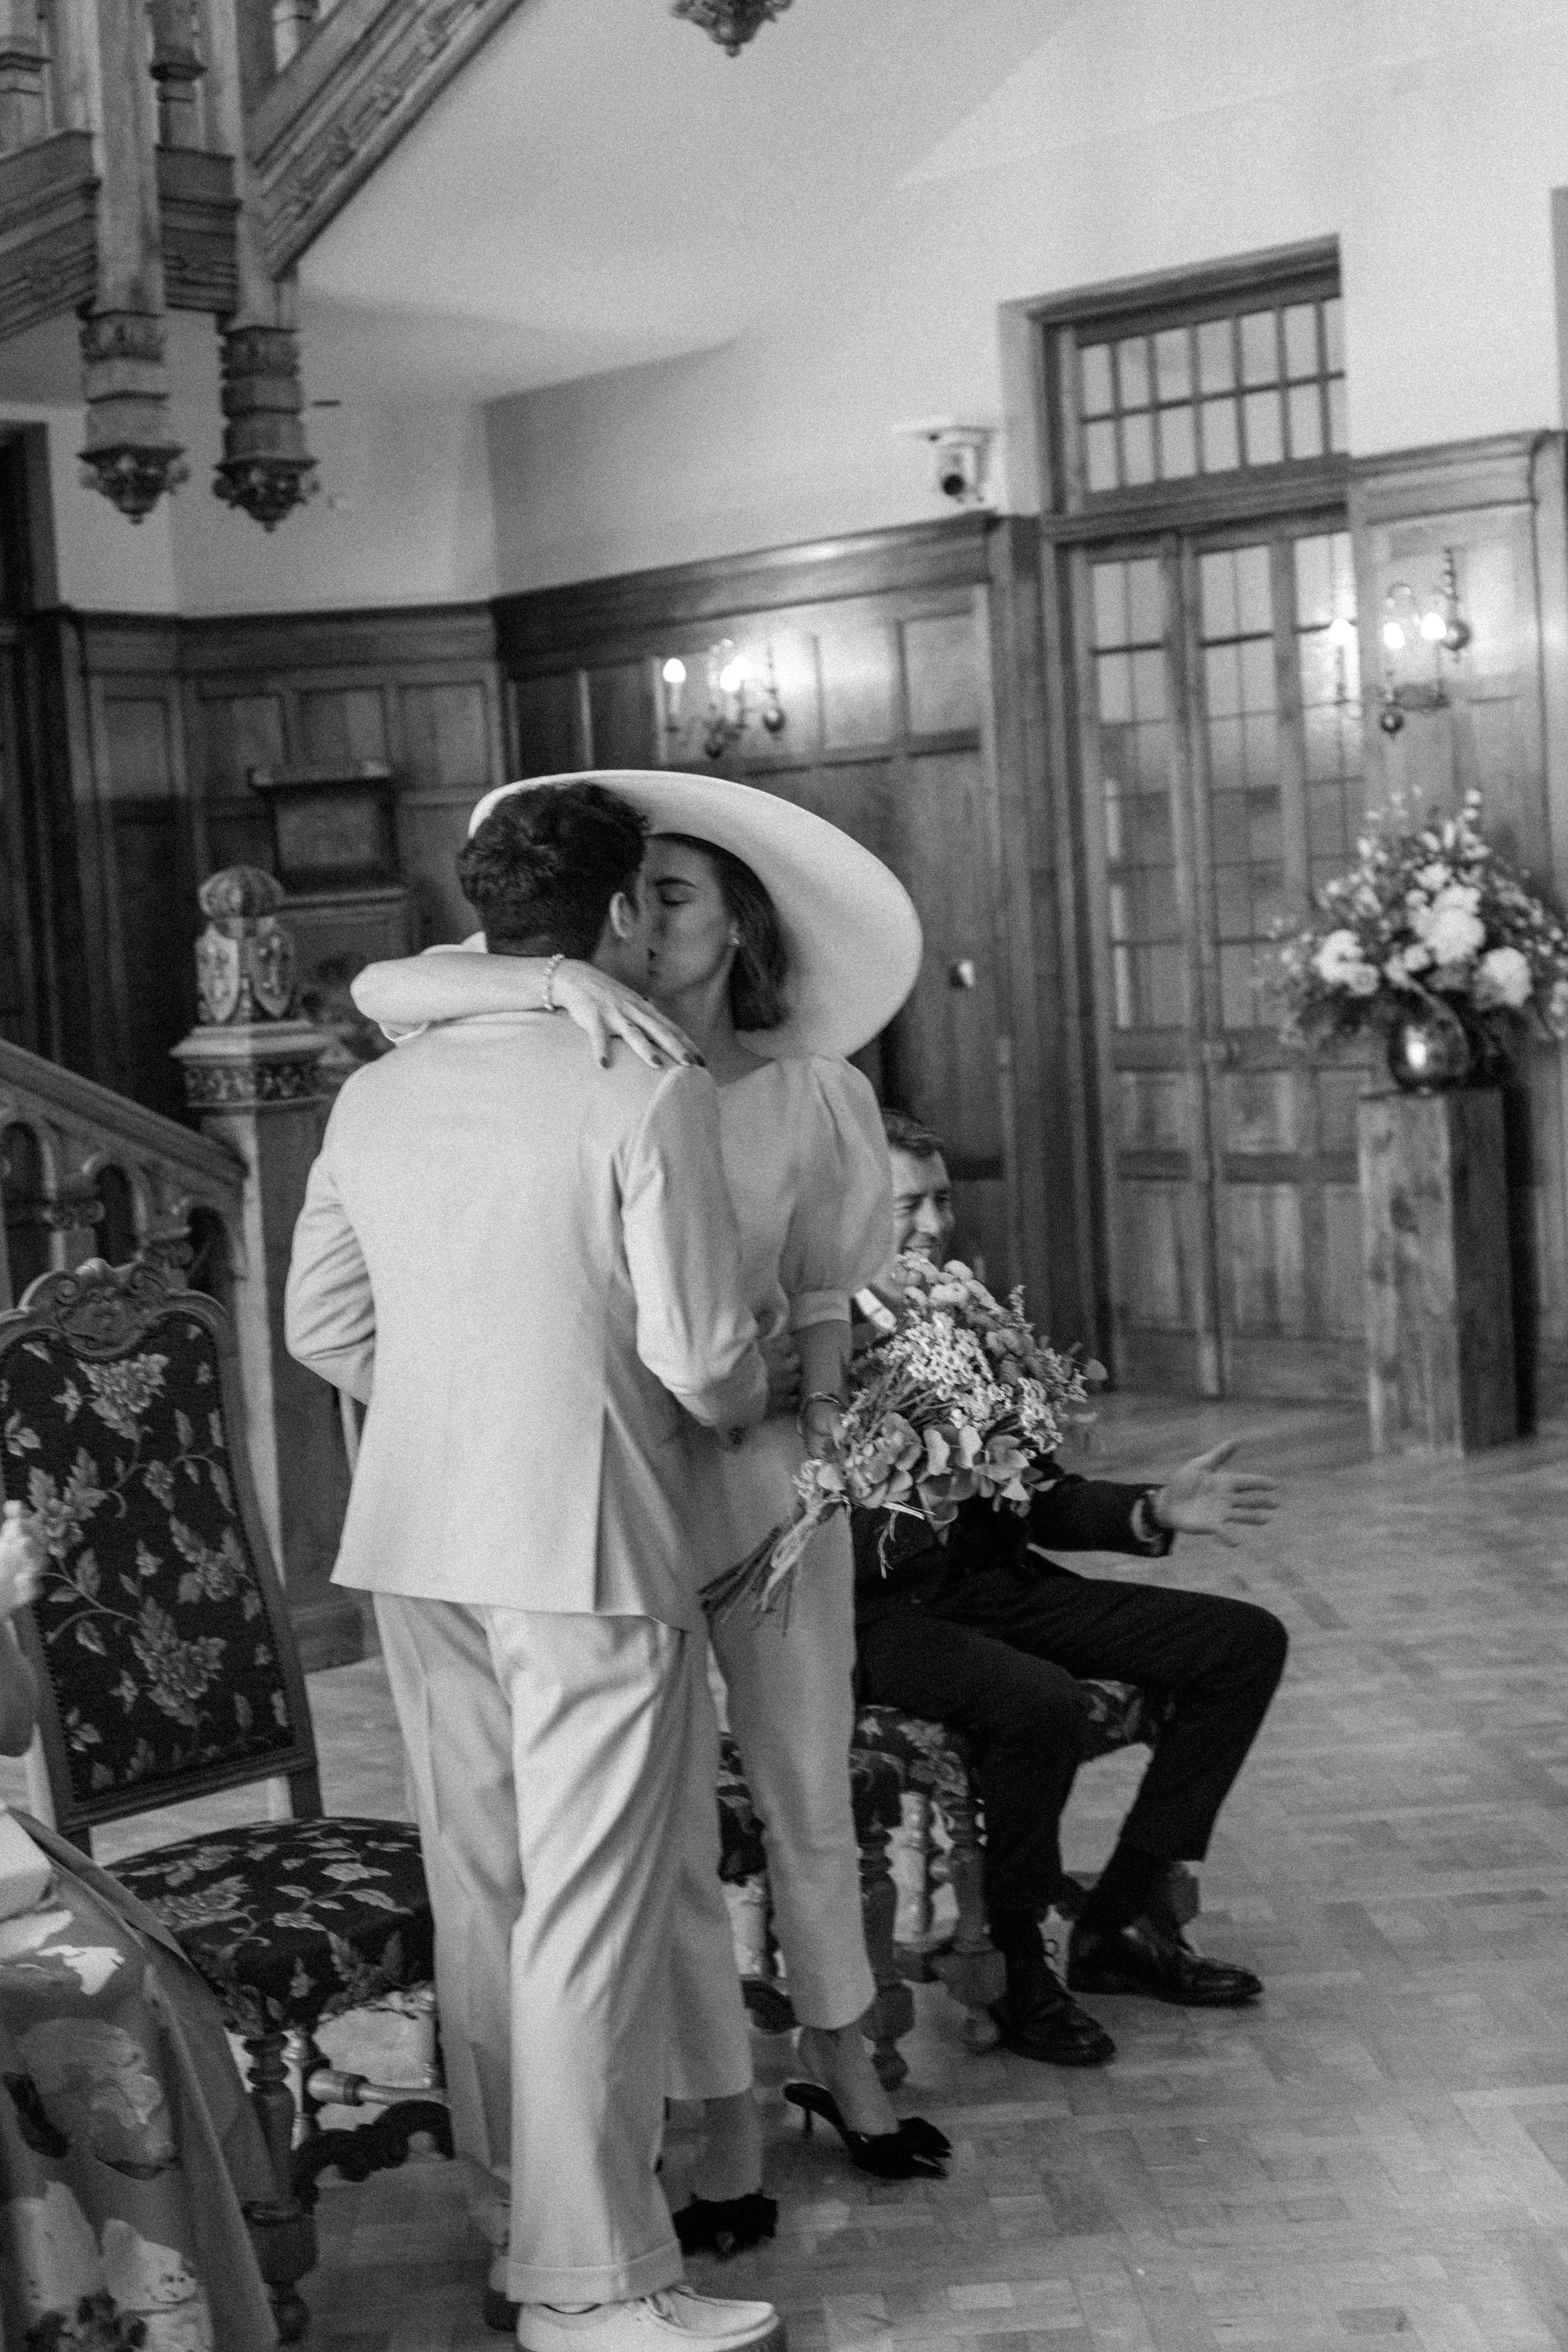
[716,1683,1190,2083]
[0,1258,450,2343]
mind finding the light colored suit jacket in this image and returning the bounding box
[285,1013,767,1630]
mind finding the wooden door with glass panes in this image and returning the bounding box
[1079,522,1370,1397]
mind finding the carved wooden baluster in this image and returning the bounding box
[889,1787,933,1953]
[241,2028,317,2345]
[722,1873,773,1988]
[857,1811,915,2090]
[930,1781,1004,2051]
[149,0,203,145]
[0,0,48,150]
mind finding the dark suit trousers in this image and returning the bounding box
[855,1559,1288,1919]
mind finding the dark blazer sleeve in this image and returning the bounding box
[1024,1463,1174,1558]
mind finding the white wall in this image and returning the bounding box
[486,0,1568,593]
[0,399,180,612]
[1,309,497,617]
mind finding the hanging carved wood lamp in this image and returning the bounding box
[671,0,793,56]
[212,321,319,530]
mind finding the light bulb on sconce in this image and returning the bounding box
[1378,547,1470,736]
[1325,612,1357,706]
[660,657,687,734]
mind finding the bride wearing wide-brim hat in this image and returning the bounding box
[352,771,949,2238]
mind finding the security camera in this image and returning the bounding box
[894,418,996,506]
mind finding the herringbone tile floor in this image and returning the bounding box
[30,1396,1568,2350]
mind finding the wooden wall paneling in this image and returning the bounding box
[508,670,588,778]
[85,630,194,1118]
[585,659,657,770]
[298,681,389,771]
[491,526,1028,1290]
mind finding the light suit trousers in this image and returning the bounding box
[667,1519,875,2100]
[376,1593,693,2306]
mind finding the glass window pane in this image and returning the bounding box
[1080,342,1114,417]
[1201,552,1237,640]
[1245,716,1280,786]
[1126,558,1163,642]
[1197,317,1235,393]
[1327,376,1348,451]
[1298,637,1341,714]
[1116,336,1152,409]
[1307,779,1351,856]
[1207,716,1244,788]
[1293,534,1334,628]
[1142,944,1188,1028]
[1096,650,1132,722]
[1323,296,1344,373]
[1134,721,1169,791]
[1240,637,1277,713]
[1243,390,1284,465]
[1131,648,1166,720]
[1092,564,1128,649]
[1122,410,1155,485]
[1205,645,1242,720]
[1209,787,1247,860]
[1127,792,1172,864]
[1240,310,1279,386]
[1283,303,1319,379]
[1200,397,1240,472]
[1288,382,1324,460]
[1158,405,1196,479]
[1235,546,1272,633]
[1085,417,1119,492]
[1220,946,1263,1031]
[1154,328,1192,402]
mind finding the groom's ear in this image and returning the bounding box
[607,886,641,942]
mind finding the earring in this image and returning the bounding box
[729,929,741,946]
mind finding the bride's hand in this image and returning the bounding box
[550,964,702,1070]
[760,1332,802,1418]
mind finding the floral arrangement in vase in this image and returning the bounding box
[702,1253,1102,1621]
[1273,789,1568,1087]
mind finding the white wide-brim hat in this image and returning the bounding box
[467,771,923,1063]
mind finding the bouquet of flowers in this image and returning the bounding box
[1274,788,1568,1051]
[701,1254,1103,1622]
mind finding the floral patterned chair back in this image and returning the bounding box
[0,1257,320,1847]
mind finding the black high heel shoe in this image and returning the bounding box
[674,2191,779,2259]
[781,2082,950,2180]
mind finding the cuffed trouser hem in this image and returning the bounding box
[507,2238,684,2307]
[787,1967,877,2033]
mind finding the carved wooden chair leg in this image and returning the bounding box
[241,2028,317,2346]
[929,1786,1004,2052]
[857,1813,914,2089]
[290,2028,454,2209]
[889,1789,943,1970]
[725,1873,796,2033]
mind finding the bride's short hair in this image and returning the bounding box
[660,834,789,1032]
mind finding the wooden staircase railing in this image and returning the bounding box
[0,1034,245,1314]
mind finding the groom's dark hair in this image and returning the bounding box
[457,782,649,957]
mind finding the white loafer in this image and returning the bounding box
[517,2287,783,2352]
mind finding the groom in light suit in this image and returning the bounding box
[286,782,781,2352]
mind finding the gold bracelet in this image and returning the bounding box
[797,1390,844,1437]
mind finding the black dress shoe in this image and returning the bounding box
[1067,1916,1262,2007]
[986,1975,1115,2067]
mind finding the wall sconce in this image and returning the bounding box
[661,642,786,760]
[1377,547,1470,736]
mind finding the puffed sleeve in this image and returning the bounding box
[780,1059,894,1331]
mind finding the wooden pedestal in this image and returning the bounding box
[1357,1085,1518,1455]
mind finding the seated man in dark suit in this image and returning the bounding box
[853,1111,1288,2069]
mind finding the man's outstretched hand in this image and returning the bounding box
[1152,1439,1279,1546]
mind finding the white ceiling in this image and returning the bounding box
[295,0,1079,400]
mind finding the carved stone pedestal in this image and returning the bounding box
[172,869,361,1668]
[1357,1085,1519,1455]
